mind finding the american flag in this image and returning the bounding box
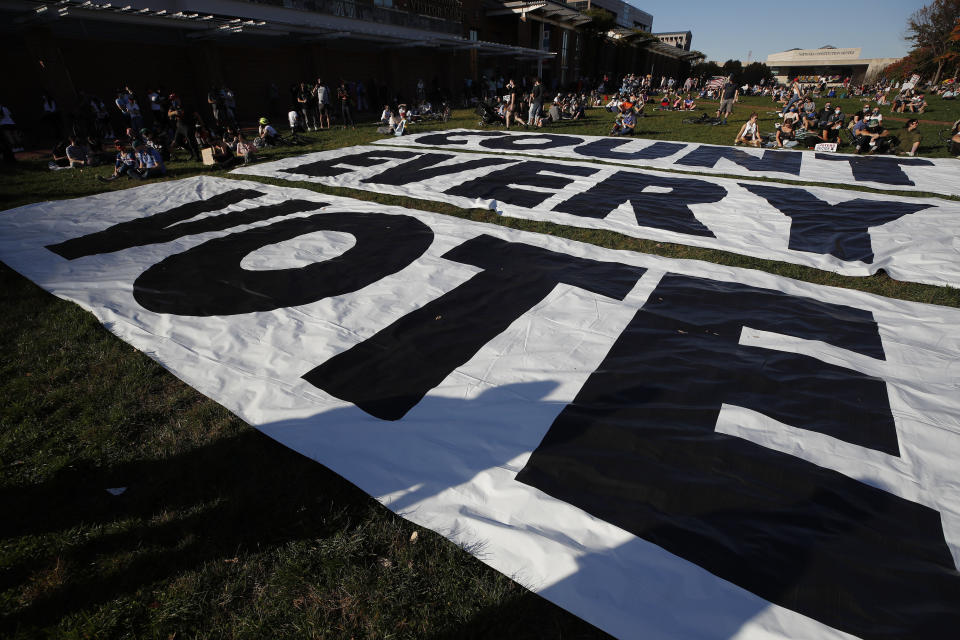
[705,76,725,90]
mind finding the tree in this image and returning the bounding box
[742,62,775,85]
[906,0,960,83]
[721,59,743,81]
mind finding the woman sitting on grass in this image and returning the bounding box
[734,112,762,147]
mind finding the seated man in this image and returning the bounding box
[908,94,928,113]
[894,118,922,156]
[609,108,637,136]
[236,132,257,164]
[257,117,280,146]
[380,105,393,125]
[682,94,696,110]
[65,136,88,169]
[800,96,817,128]
[131,139,166,179]
[48,139,71,170]
[821,106,844,141]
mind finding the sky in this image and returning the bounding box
[630,0,927,63]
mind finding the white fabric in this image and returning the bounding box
[373,128,960,197]
[233,145,960,288]
[1,176,958,640]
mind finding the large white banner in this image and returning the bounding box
[233,145,960,288]
[2,176,959,639]
[373,129,960,197]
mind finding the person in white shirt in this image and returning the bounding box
[257,117,279,146]
[734,112,762,147]
[131,139,165,179]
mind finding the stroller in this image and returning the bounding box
[476,102,503,127]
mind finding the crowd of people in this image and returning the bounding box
[2,69,958,169]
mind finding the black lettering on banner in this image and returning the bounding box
[575,139,686,161]
[446,161,599,208]
[304,235,646,421]
[814,153,934,186]
[479,133,585,151]
[47,189,270,260]
[280,149,419,178]
[517,274,960,639]
[414,130,507,146]
[741,183,932,263]
[677,146,802,175]
[361,153,512,186]
[133,212,433,316]
[552,171,723,237]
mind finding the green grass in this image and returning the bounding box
[1,94,959,639]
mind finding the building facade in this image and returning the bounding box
[0,0,695,137]
[766,46,900,84]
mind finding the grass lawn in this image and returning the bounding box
[1,93,958,639]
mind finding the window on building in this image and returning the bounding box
[541,24,550,51]
[374,0,393,7]
[469,29,478,41]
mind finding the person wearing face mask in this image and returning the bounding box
[821,105,844,141]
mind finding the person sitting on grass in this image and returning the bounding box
[950,118,960,157]
[210,138,236,169]
[48,139,72,170]
[98,140,137,182]
[682,93,696,110]
[821,106,844,141]
[236,133,256,164]
[782,106,800,128]
[65,136,88,169]
[894,118,922,156]
[671,93,684,110]
[610,107,637,136]
[851,116,889,154]
[734,112,762,147]
[257,117,280,146]
[906,94,928,113]
[131,139,166,179]
[774,121,798,148]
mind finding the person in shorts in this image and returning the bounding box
[716,75,738,125]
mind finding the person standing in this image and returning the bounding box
[41,94,63,142]
[338,81,354,129]
[297,82,317,131]
[528,77,543,127]
[504,79,519,129]
[716,75,738,125]
[314,78,331,130]
[168,99,198,162]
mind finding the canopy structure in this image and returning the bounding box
[12,0,555,59]
[486,0,593,27]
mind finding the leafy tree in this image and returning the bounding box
[742,62,775,85]
[721,59,743,81]
[691,60,722,80]
[906,0,960,83]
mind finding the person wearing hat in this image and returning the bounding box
[258,117,279,146]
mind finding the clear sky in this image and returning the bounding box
[631,0,927,63]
